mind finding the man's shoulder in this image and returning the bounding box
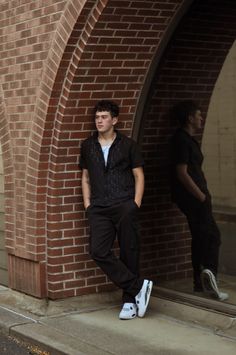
[172,129,191,144]
[117,131,137,146]
[81,133,96,146]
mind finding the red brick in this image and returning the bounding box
[3,0,235,300]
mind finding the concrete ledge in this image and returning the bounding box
[154,286,236,316]
[151,295,235,334]
[1,286,236,355]
[0,306,35,335]
[11,322,107,355]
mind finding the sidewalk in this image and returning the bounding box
[1,285,236,355]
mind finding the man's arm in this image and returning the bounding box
[176,164,206,202]
[81,169,91,209]
[132,166,145,207]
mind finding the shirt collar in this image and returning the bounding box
[93,130,122,143]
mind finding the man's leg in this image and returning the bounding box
[198,196,221,275]
[196,199,228,299]
[116,200,140,303]
[88,204,153,318]
[178,197,227,299]
[88,205,143,298]
[186,213,204,291]
[177,202,203,291]
[114,200,153,317]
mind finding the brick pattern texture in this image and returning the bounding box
[0,0,235,298]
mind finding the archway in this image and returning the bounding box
[40,0,190,299]
[0,86,14,287]
[6,0,236,305]
[0,145,7,285]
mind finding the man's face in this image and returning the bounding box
[189,109,203,130]
[95,110,118,133]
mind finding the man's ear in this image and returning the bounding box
[188,115,194,124]
[112,116,118,125]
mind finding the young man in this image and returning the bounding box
[170,100,228,301]
[80,100,153,319]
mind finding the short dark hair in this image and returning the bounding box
[171,100,200,126]
[94,100,119,118]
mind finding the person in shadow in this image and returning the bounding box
[170,100,228,301]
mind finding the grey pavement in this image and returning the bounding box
[0,333,32,354]
[1,285,236,355]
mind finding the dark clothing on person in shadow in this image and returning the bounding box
[171,129,221,288]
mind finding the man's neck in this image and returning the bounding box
[183,125,194,136]
[98,130,117,145]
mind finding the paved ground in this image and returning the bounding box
[0,333,49,355]
[0,333,31,355]
[0,285,236,355]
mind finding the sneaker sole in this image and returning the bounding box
[119,314,137,320]
[201,270,220,299]
[138,280,153,318]
[218,293,229,301]
[119,303,137,320]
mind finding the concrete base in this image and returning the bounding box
[1,286,236,354]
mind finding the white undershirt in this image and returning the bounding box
[101,144,111,166]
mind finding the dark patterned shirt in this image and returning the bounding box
[170,128,208,203]
[80,130,144,206]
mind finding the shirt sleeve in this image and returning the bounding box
[79,141,87,170]
[130,140,144,168]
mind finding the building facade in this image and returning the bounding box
[0,0,236,299]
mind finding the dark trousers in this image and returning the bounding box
[87,199,143,303]
[176,194,221,286]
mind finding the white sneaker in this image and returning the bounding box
[135,279,153,317]
[119,303,137,320]
[218,292,229,301]
[201,269,229,301]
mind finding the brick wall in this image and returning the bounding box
[0,0,236,299]
[1,0,72,297]
[0,0,187,298]
[43,0,186,299]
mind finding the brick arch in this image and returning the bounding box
[44,0,190,299]
[9,0,100,298]
[46,0,110,298]
[139,0,236,284]
[22,0,88,261]
[0,86,15,254]
[132,0,194,140]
